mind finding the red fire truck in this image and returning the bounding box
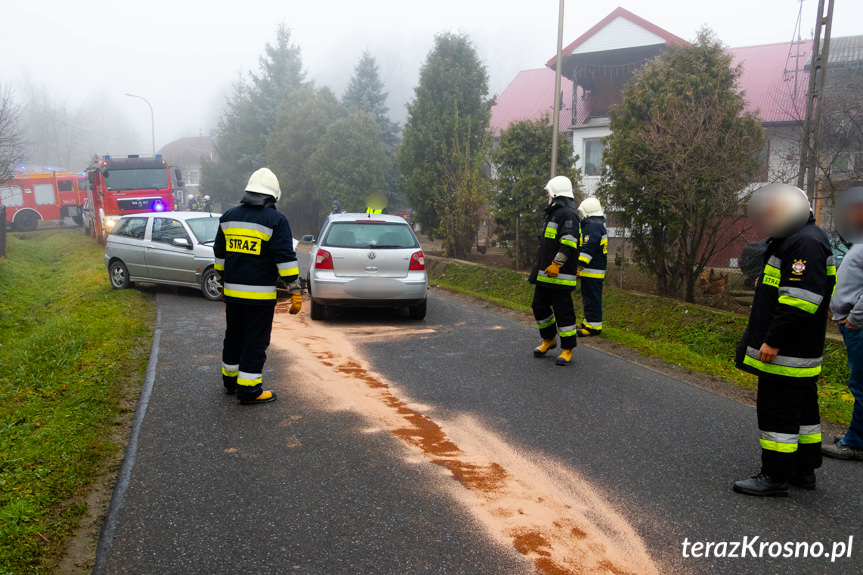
[85,154,182,242]
[0,172,88,231]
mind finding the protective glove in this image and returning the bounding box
[576,267,582,278]
[544,262,560,278]
[289,293,302,315]
[215,270,224,289]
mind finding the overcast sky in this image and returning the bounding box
[2,0,861,155]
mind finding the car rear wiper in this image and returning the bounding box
[368,245,403,249]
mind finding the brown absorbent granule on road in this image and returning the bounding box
[270,310,662,575]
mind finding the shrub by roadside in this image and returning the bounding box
[0,230,155,574]
[427,257,853,426]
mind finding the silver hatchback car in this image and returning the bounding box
[105,211,223,301]
[308,213,428,319]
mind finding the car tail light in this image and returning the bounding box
[409,250,425,271]
[315,249,334,270]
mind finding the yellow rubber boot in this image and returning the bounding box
[555,349,573,366]
[534,339,557,358]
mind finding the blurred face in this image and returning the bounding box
[836,188,863,243]
[749,184,810,238]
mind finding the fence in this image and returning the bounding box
[0,206,6,258]
[600,236,754,312]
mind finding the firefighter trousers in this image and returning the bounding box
[757,374,822,481]
[532,286,578,350]
[222,301,276,400]
[580,277,604,333]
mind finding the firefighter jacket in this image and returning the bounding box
[529,198,580,290]
[578,216,608,279]
[213,198,299,305]
[736,215,836,379]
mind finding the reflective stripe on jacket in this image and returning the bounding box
[530,198,580,290]
[736,217,835,378]
[213,202,298,305]
[577,217,608,279]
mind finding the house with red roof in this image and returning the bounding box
[157,135,216,208]
[490,7,862,266]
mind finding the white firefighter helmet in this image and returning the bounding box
[204,195,211,201]
[578,197,604,219]
[544,175,574,199]
[245,168,281,201]
[188,194,195,201]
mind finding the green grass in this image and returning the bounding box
[0,230,155,574]
[428,258,854,426]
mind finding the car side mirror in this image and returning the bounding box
[87,171,95,185]
[301,235,315,243]
[173,238,192,249]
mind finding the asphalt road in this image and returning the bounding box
[95,287,863,575]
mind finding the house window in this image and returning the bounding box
[186,170,199,186]
[833,153,851,174]
[584,139,604,177]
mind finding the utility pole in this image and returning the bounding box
[797,0,834,224]
[550,0,565,178]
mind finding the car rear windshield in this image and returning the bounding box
[323,222,418,249]
[186,217,220,244]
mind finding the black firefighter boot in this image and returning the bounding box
[223,374,238,395]
[732,473,790,497]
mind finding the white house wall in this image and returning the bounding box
[572,17,666,54]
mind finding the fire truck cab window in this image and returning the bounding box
[57,180,74,192]
[114,217,148,240]
[152,218,189,245]
[105,168,169,191]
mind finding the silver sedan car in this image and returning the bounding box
[104,211,223,301]
[307,213,428,319]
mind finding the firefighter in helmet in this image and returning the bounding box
[530,175,581,366]
[734,183,835,495]
[213,168,301,405]
[575,197,608,336]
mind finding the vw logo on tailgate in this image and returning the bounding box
[368,251,376,260]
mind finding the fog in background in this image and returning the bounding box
[2,0,861,168]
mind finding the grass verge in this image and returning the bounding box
[0,230,155,574]
[428,258,854,426]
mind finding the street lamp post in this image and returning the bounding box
[125,93,155,154]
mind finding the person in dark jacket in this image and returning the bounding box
[331,200,344,214]
[575,197,608,336]
[734,183,836,496]
[213,168,301,405]
[530,175,581,366]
